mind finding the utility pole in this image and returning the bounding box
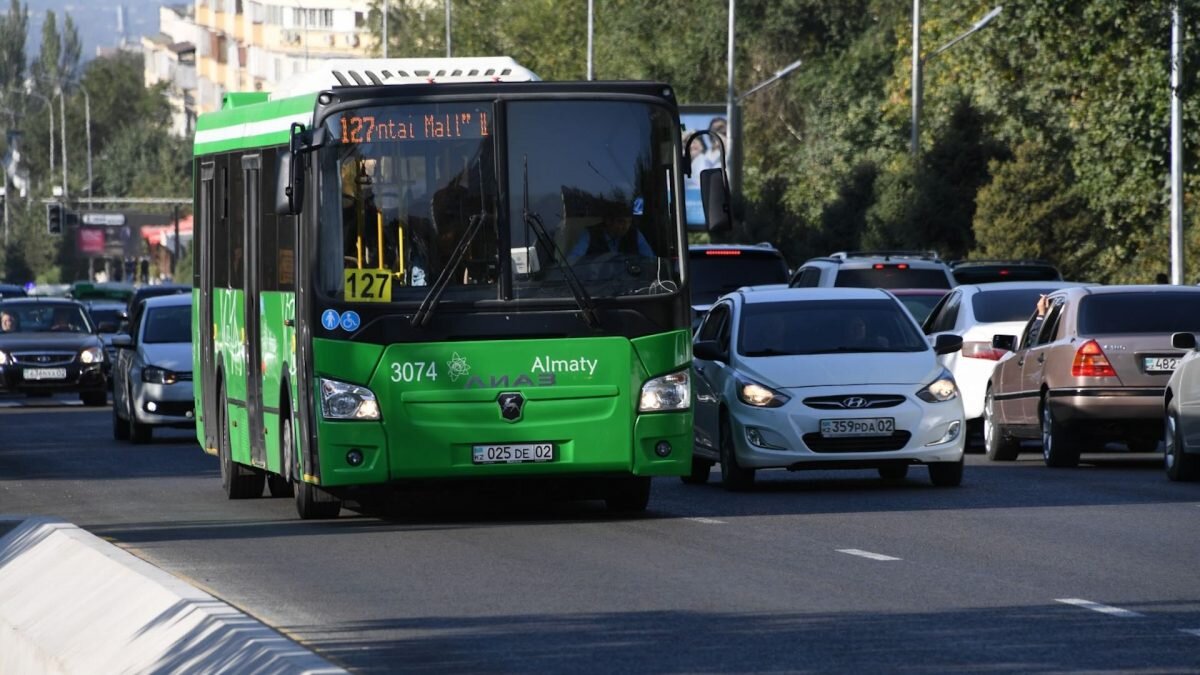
[382,0,388,58]
[445,0,452,58]
[725,0,738,204]
[587,0,594,80]
[1171,1,1185,284]
[172,203,180,278]
[911,0,921,157]
[58,87,67,200]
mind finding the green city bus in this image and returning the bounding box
[191,58,722,518]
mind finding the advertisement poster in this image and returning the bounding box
[78,228,106,254]
[680,105,729,230]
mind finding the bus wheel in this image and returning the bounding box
[283,415,340,519]
[604,476,651,513]
[680,457,712,485]
[219,389,264,499]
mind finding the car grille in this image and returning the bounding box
[10,351,76,366]
[802,431,912,453]
[803,394,906,410]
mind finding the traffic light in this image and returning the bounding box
[46,202,62,235]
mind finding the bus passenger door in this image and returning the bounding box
[242,154,266,468]
[198,162,218,451]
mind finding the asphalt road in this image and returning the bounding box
[2,395,1200,673]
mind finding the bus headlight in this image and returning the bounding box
[639,370,690,412]
[320,377,381,420]
[80,347,104,365]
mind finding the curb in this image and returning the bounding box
[0,516,346,674]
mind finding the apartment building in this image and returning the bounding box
[144,0,376,135]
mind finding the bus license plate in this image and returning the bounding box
[472,443,555,465]
[1144,357,1179,373]
[820,417,895,438]
[23,368,67,381]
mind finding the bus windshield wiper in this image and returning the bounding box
[522,156,600,329]
[411,212,487,327]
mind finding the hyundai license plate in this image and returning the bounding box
[820,417,895,438]
[1144,357,1179,373]
[23,368,67,381]
[472,443,555,465]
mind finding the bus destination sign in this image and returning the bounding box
[339,110,489,145]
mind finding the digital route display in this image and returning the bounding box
[338,108,490,144]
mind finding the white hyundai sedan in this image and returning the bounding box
[689,287,966,490]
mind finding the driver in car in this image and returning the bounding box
[567,200,654,264]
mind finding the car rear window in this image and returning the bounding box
[896,293,946,324]
[689,250,788,305]
[953,265,1061,284]
[972,288,1062,323]
[1078,293,1200,335]
[835,267,951,289]
[738,299,927,356]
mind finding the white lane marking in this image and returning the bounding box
[685,517,726,524]
[837,548,902,561]
[1055,598,1144,618]
[1180,629,1200,638]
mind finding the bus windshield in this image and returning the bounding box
[316,100,681,305]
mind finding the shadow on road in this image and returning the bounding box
[283,602,1200,674]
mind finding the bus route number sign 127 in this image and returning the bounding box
[344,269,392,303]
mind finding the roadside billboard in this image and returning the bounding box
[680,104,729,231]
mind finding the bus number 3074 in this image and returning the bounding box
[391,361,439,383]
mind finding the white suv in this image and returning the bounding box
[790,251,955,289]
[689,287,966,490]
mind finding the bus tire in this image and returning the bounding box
[284,415,340,519]
[219,388,264,499]
[680,457,712,485]
[604,476,651,512]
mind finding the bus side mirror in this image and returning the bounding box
[699,168,731,233]
[277,123,311,216]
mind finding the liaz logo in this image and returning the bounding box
[463,372,556,389]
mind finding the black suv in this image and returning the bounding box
[688,244,789,326]
[950,259,1062,285]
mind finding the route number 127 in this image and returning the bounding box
[344,269,392,303]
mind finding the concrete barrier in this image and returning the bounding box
[0,516,346,674]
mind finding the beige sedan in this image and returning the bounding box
[983,285,1200,467]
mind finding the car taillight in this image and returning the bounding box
[1071,339,1117,377]
[962,341,1005,360]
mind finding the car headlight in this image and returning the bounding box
[917,369,959,403]
[142,366,178,385]
[320,377,381,420]
[639,370,691,412]
[736,377,790,408]
[0,349,7,365]
[80,347,104,364]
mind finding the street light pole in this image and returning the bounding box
[910,5,1003,156]
[445,0,452,58]
[587,0,594,80]
[74,81,93,200]
[726,0,737,203]
[1171,1,1184,285]
[57,87,67,201]
[382,0,388,58]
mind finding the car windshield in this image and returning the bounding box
[834,267,951,289]
[738,299,928,356]
[972,288,1061,323]
[0,304,93,334]
[316,99,681,305]
[688,251,788,306]
[142,305,192,344]
[1078,293,1200,335]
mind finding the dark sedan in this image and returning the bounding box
[0,298,108,405]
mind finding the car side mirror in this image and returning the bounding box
[111,334,133,349]
[699,168,731,234]
[1172,332,1198,350]
[992,334,1017,352]
[693,339,727,363]
[934,334,963,355]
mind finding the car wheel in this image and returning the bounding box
[1041,400,1080,468]
[878,464,909,481]
[219,388,264,499]
[680,456,712,485]
[80,391,107,407]
[928,458,964,487]
[604,476,652,512]
[719,415,755,491]
[1166,409,1200,482]
[111,397,130,441]
[286,415,340,518]
[983,388,1021,461]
